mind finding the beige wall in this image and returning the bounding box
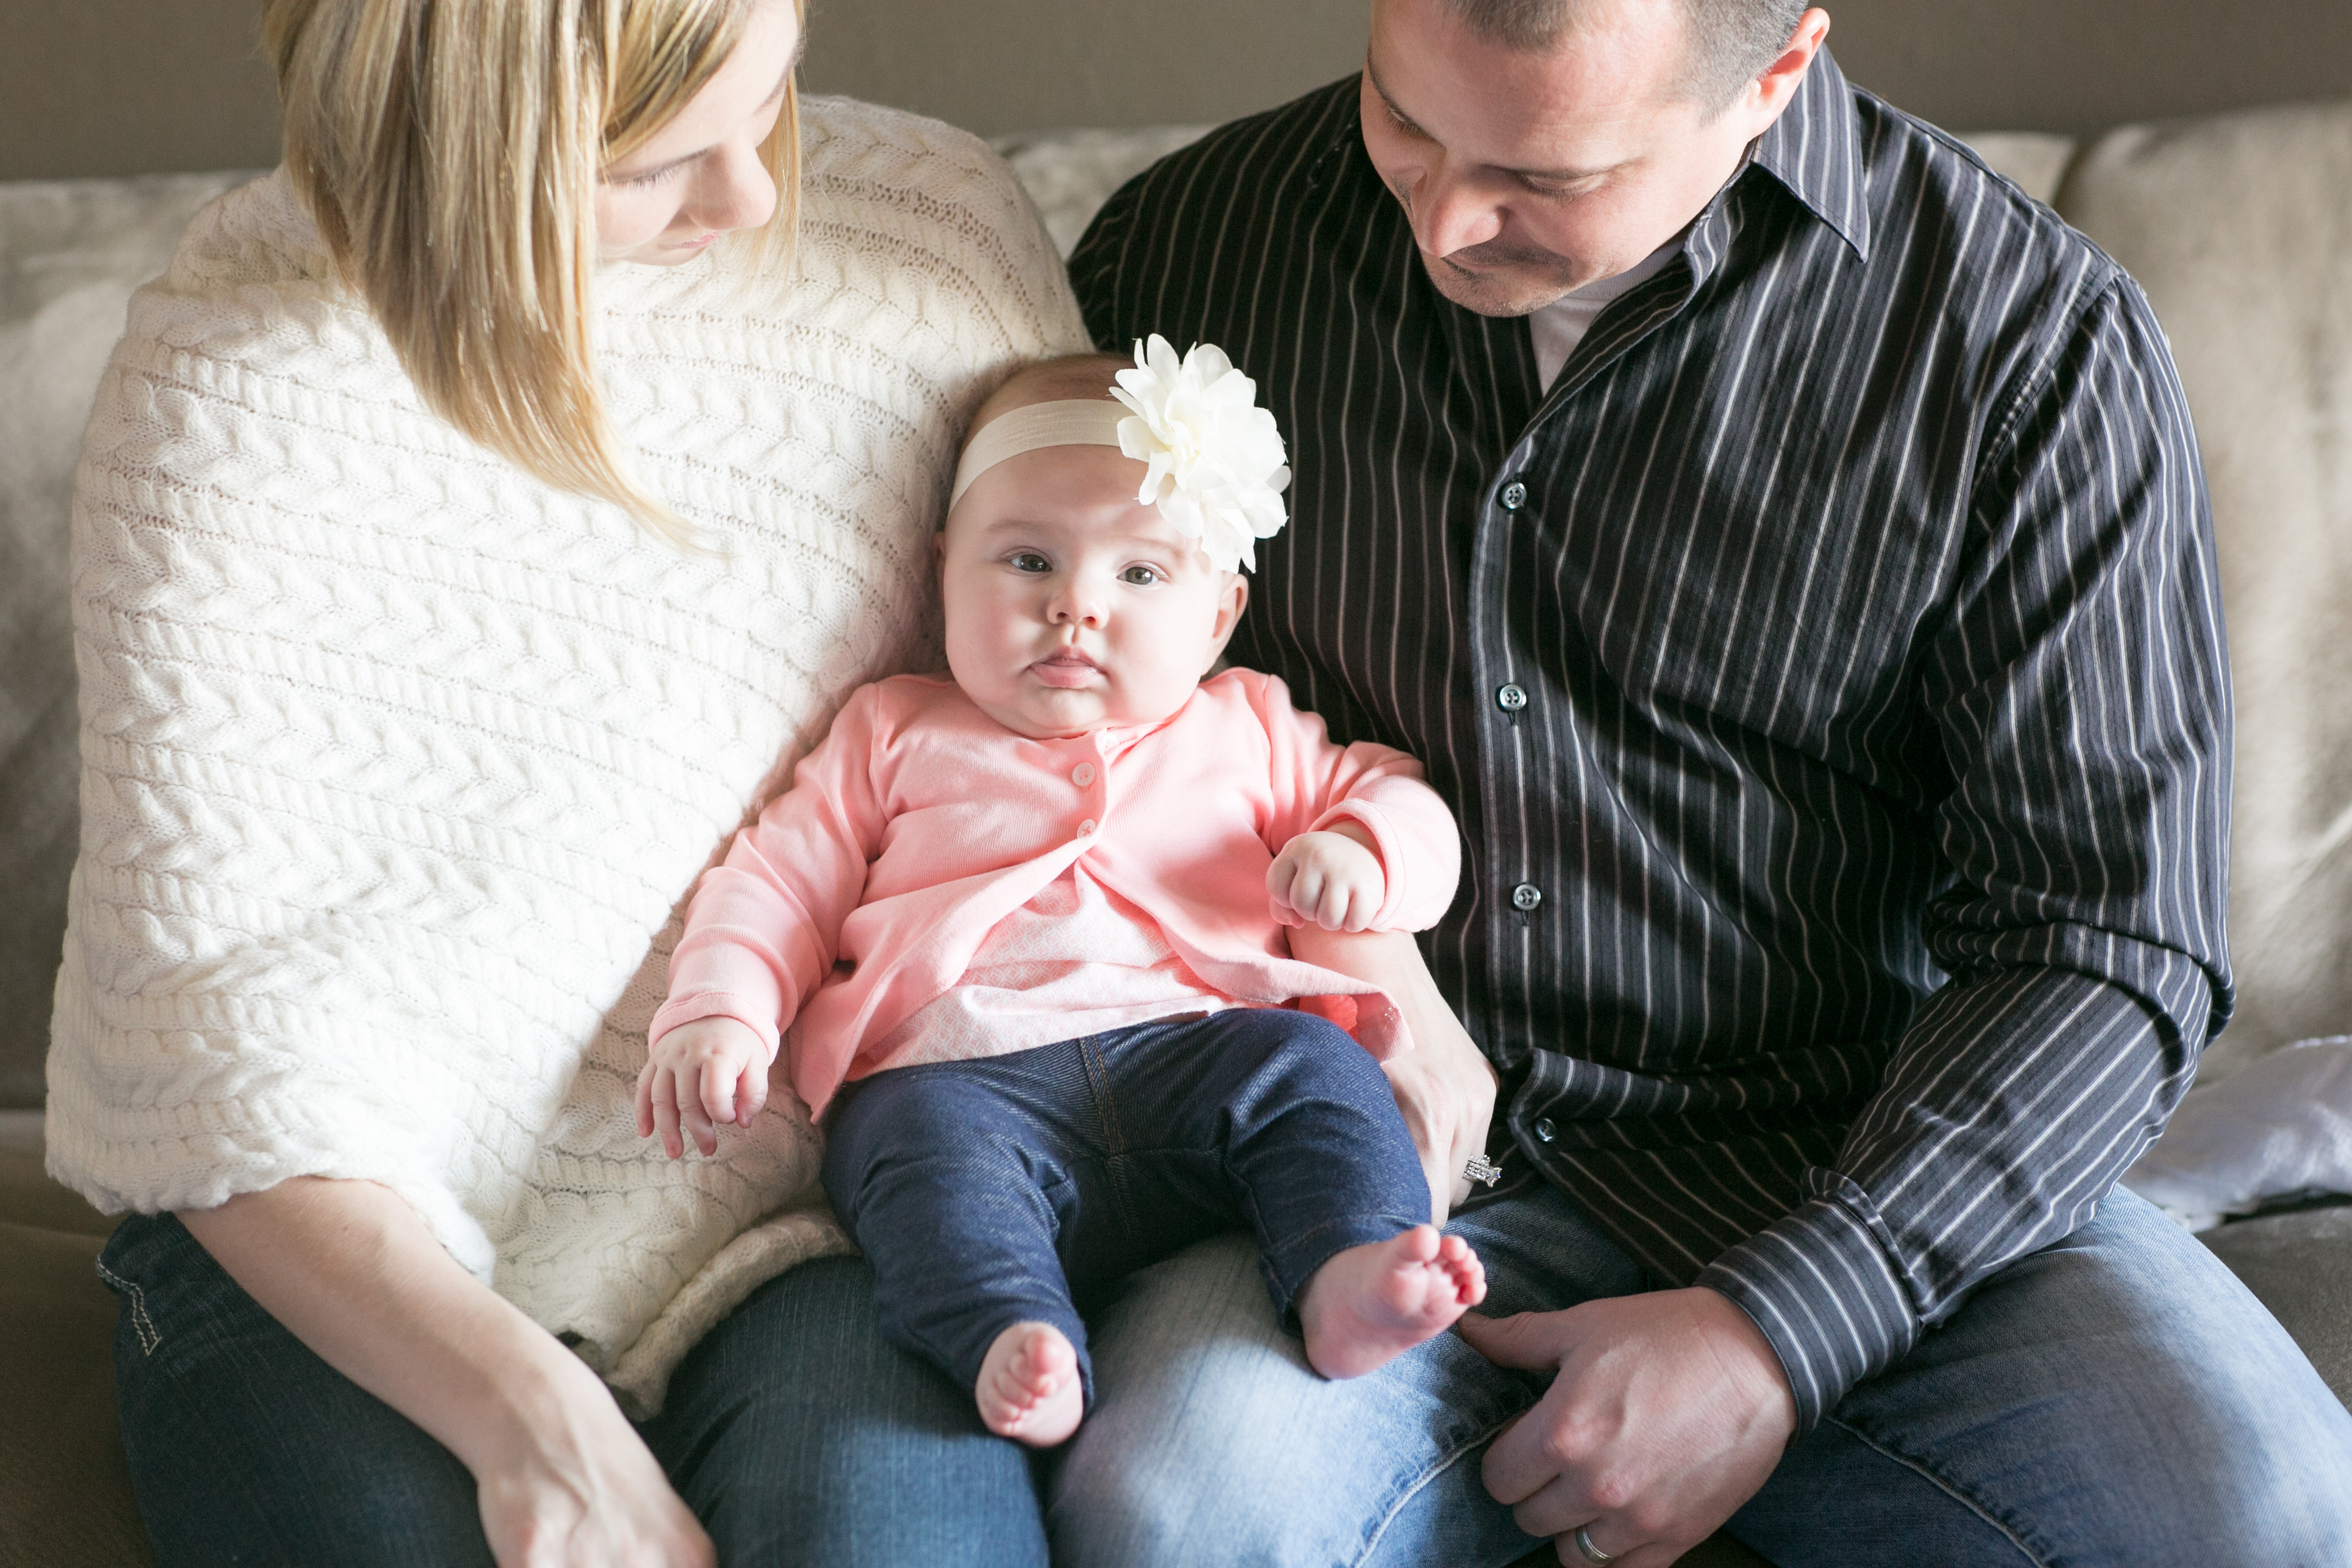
[4,0,2351,182]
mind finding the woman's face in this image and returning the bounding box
[596,2,802,265]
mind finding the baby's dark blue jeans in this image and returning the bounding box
[820,1006,1431,1409]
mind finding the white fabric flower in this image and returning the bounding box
[1111,335,1291,573]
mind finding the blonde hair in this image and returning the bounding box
[265,0,803,542]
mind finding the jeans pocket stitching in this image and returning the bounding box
[1354,1407,1528,1568]
[1824,1415,2046,1566]
[94,1257,163,1355]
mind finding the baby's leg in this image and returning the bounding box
[1295,1224,1485,1379]
[822,1058,1092,1446]
[1083,1009,1482,1379]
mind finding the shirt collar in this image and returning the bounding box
[1744,46,1871,263]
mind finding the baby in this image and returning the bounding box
[640,337,1484,1446]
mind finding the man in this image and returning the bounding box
[1054,1,2352,1563]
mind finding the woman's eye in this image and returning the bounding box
[1118,565,1162,586]
[614,163,686,191]
[1010,552,1051,573]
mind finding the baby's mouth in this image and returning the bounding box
[1030,649,1102,689]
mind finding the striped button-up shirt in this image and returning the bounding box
[1068,49,2231,1428]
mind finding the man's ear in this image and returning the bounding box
[1204,573,1250,672]
[1730,8,1831,137]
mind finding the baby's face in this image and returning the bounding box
[940,440,1246,740]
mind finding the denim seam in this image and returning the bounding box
[1079,1034,1146,1241]
[1352,1409,1526,1568]
[94,1257,162,1355]
[1823,1415,2046,1566]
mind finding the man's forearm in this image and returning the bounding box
[1696,962,2202,1428]
[1291,925,1496,1218]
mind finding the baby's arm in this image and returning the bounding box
[1267,820,1389,932]
[1245,672,1463,935]
[641,686,892,1157]
[636,1015,771,1158]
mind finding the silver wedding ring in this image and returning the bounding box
[1573,1524,1616,1564]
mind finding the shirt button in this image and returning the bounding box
[1077,818,1097,837]
[1534,1117,1557,1143]
[1071,762,1097,787]
[1500,480,1529,512]
[1496,682,1529,713]
[1511,882,1543,913]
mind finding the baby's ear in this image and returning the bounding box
[1204,571,1250,671]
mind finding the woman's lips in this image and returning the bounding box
[1030,651,1102,689]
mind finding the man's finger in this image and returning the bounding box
[1456,1309,1572,1371]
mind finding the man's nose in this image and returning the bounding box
[1410,160,1504,258]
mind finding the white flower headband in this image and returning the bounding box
[948,335,1292,573]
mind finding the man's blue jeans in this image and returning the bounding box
[105,1178,2352,1565]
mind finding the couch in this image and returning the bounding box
[4,98,2348,1567]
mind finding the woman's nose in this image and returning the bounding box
[687,138,779,238]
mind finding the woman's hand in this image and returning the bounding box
[1285,925,1497,1224]
[636,1015,770,1157]
[181,1179,714,1567]
[472,1376,715,1568]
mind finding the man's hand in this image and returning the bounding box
[1269,823,1387,931]
[1459,1288,1797,1566]
[636,1016,769,1157]
[1285,924,1497,1223]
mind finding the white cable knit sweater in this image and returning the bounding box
[44,96,1088,1414]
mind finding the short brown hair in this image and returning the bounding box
[1436,0,1809,111]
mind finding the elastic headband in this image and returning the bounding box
[949,400,1128,510]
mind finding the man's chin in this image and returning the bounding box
[1420,254,1578,319]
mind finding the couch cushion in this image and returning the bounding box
[2055,102,2352,1080]
[0,170,261,1109]
[0,1219,154,1567]
[2200,1203,2352,1406]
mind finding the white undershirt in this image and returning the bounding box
[1528,239,1686,391]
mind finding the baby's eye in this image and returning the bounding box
[1009,551,1052,574]
[1118,565,1164,587]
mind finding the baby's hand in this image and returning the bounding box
[636,1016,770,1159]
[1269,824,1388,933]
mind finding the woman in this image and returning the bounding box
[46,0,1094,1558]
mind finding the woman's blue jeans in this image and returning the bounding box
[103,1177,2352,1566]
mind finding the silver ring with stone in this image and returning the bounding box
[1573,1524,1616,1564]
[1463,1152,1504,1187]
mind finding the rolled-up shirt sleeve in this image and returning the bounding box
[1696,276,2233,1428]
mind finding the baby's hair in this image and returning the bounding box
[965,352,1133,452]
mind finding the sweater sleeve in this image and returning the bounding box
[1241,672,1463,932]
[649,687,892,1061]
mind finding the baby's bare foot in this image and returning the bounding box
[976,1322,1084,1446]
[1298,1225,1487,1380]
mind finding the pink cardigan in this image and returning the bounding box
[650,669,1462,1117]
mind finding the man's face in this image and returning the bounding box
[1361,0,1810,317]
